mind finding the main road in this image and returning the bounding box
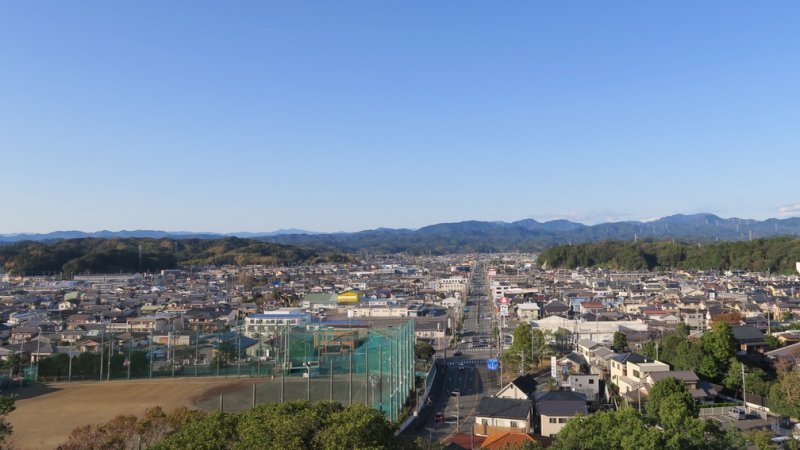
[412,261,502,444]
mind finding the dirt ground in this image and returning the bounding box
[6,377,255,450]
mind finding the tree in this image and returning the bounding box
[530,329,548,365]
[414,341,435,363]
[770,367,800,418]
[0,395,15,445]
[723,357,743,393]
[645,377,697,424]
[211,342,238,369]
[509,324,533,369]
[315,403,398,450]
[702,322,737,362]
[612,332,628,352]
[765,335,780,350]
[552,408,662,450]
[151,412,237,450]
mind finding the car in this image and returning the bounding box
[450,389,460,397]
[729,407,746,420]
[434,412,444,423]
[458,363,465,371]
[453,350,463,356]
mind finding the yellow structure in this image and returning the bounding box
[337,290,363,304]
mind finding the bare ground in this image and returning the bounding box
[6,377,254,450]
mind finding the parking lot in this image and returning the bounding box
[703,411,775,433]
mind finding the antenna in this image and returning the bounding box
[138,244,143,273]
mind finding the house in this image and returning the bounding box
[565,374,601,402]
[244,308,310,338]
[336,290,362,304]
[516,302,541,321]
[579,301,605,315]
[616,358,670,395]
[536,390,587,437]
[542,301,570,318]
[414,319,448,350]
[643,370,716,403]
[439,297,461,309]
[473,397,532,436]
[480,432,545,449]
[301,293,338,310]
[730,325,769,354]
[496,374,538,400]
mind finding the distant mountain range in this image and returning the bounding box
[3,214,800,254]
[0,228,320,243]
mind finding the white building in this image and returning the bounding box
[244,308,310,338]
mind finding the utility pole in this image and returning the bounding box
[742,364,747,412]
[456,392,460,434]
[100,323,105,381]
[107,330,112,381]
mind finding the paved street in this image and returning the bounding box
[412,262,503,443]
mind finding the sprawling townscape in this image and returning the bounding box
[3,253,800,447]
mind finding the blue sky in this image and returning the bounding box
[2,1,799,233]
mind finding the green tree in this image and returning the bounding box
[235,401,341,450]
[0,395,15,445]
[645,377,697,424]
[211,342,238,369]
[765,335,780,350]
[723,357,743,393]
[612,332,628,352]
[151,412,237,450]
[750,429,776,450]
[414,341,435,363]
[552,408,662,450]
[701,322,737,364]
[509,324,533,369]
[530,329,548,365]
[315,403,398,450]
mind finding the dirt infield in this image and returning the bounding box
[7,377,255,450]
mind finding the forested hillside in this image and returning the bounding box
[538,237,800,273]
[0,238,351,277]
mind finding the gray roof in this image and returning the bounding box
[647,370,699,383]
[731,325,766,343]
[509,374,538,395]
[475,397,531,420]
[536,390,587,417]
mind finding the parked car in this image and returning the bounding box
[453,350,463,356]
[434,412,444,423]
[450,389,460,397]
[729,407,746,420]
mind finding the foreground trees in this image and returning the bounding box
[554,377,744,450]
[60,401,402,450]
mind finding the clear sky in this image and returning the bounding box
[2,1,799,233]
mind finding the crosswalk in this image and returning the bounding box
[445,359,486,366]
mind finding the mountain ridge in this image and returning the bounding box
[4,214,800,255]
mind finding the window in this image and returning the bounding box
[482,419,488,426]
[589,379,595,384]
[559,418,568,423]
[510,421,517,428]
[633,370,640,378]
[549,418,557,423]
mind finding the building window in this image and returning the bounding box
[633,370,640,378]
[589,379,595,384]
[559,418,568,423]
[510,421,517,428]
[482,419,488,426]
[549,418,557,424]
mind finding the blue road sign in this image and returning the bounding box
[487,359,499,371]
